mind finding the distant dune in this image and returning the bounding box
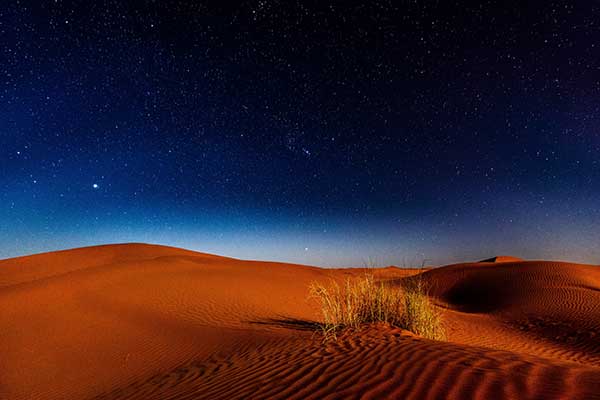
[478,255,524,263]
[1,244,599,399]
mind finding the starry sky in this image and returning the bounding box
[2,1,600,266]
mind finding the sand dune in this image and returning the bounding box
[1,244,599,399]
[478,256,524,263]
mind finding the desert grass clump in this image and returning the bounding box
[400,277,446,341]
[309,273,403,339]
[310,272,445,341]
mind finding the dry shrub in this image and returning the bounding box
[400,277,446,341]
[310,272,445,341]
[309,273,402,338]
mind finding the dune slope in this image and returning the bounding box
[1,244,599,399]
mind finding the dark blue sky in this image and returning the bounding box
[2,1,599,266]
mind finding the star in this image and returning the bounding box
[92,184,99,189]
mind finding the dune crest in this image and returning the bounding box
[1,244,599,399]
[478,255,524,263]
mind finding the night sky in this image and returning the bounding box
[2,1,600,266]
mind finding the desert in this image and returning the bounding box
[1,243,599,399]
[5,2,600,399]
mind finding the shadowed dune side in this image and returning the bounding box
[417,260,600,365]
[1,244,600,400]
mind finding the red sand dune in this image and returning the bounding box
[478,255,524,263]
[1,243,599,399]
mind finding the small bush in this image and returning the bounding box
[400,278,445,341]
[309,273,402,338]
[309,273,444,341]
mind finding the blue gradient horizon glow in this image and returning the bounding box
[2,186,599,266]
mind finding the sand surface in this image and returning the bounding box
[1,243,599,399]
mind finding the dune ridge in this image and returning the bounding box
[1,244,599,399]
[478,256,524,263]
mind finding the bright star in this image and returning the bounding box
[92,184,99,189]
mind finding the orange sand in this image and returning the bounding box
[1,243,599,399]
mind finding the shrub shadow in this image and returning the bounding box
[248,317,321,331]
